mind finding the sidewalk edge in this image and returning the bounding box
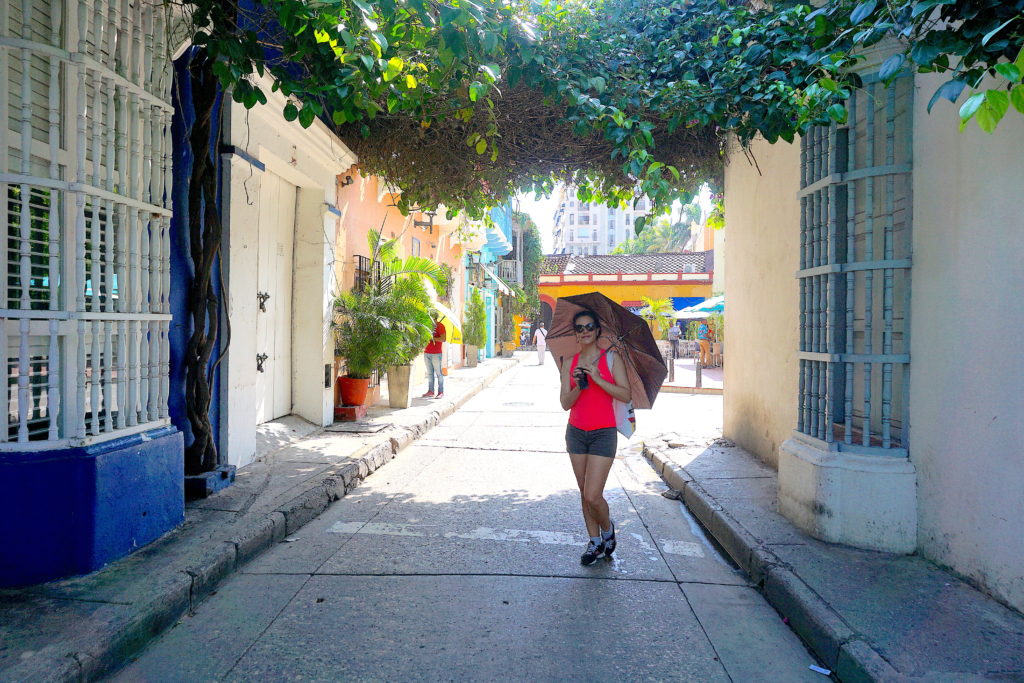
[60,358,518,683]
[642,445,900,682]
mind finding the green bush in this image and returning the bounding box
[707,312,724,343]
[464,287,487,348]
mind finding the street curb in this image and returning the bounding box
[659,385,724,395]
[642,444,896,682]
[42,358,520,683]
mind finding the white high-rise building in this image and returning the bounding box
[551,187,652,256]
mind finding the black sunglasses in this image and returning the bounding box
[574,322,599,333]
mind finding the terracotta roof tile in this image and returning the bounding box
[541,252,711,275]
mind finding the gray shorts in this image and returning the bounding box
[566,424,618,458]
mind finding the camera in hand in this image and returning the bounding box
[574,368,589,390]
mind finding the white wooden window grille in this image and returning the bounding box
[2,0,174,449]
[796,72,913,456]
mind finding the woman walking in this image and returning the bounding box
[559,309,632,565]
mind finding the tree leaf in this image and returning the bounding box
[993,63,1022,84]
[879,54,905,82]
[475,138,487,154]
[827,103,848,123]
[1010,85,1024,114]
[982,18,1015,46]
[975,101,1000,133]
[985,89,1009,119]
[479,63,500,82]
[469,81,486,102]
[283,101,299,121]
[850,0,877,24]
[958,92,984,122]
[383,56,403,81]
[910,0,955,18]
[927,79,966,113]
[405,73,418,89]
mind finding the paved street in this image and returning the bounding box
[112,359,821,681]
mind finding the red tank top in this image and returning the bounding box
[569,352,616,430]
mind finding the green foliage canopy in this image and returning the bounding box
[804,0,1024,132]
[188,0,1023,226]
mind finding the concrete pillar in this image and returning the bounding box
[778,438,918,553]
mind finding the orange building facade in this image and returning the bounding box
[333,171,470,385]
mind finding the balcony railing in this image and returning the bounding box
[497,259,522,286]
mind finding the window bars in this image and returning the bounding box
[796,73,913,456]
[2,0,174,448]
[353,255,386,293]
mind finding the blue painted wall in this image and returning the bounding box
[0,427,184,586]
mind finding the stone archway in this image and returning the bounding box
[539,293,556,329]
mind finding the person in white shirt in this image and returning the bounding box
[533,322,548,365]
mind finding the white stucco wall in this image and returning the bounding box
[722,137,802,467]
[712,228,725,296]
[910,73,1024,612]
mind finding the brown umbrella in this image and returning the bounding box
[547,292,667,409]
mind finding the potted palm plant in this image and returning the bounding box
[499,314,516,357]
[463,287,486,368]
[332,229,447,409]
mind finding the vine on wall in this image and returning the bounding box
[182,52,229,476]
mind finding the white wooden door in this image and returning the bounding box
[254,172,296,424]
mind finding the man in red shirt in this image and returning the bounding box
[422,314,446,398]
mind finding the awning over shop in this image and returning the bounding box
[484,223,512,255]
[481,264,516,296]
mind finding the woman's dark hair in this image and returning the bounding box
[572,309,600,328]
